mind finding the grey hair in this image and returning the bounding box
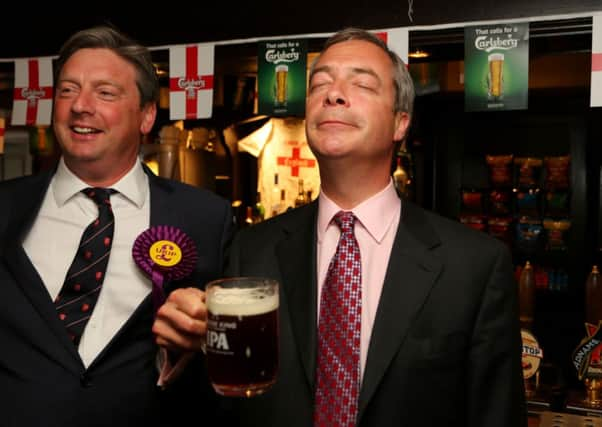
[54,25,159,108]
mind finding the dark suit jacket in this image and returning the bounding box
[223,199,527,427]
[0,165,234,427]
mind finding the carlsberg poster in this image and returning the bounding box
[465,23,529,111]
[258,39,307,116]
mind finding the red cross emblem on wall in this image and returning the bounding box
[13,60,53,125]
[277,146,316,177]
[169,45,214,119]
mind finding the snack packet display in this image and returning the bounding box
[486,154,513,188]
[489,189,512,215]
[459,214,487,233]
[514,157,543,189]
[544,155,570,190]
[543,218,571,252]
[461,189,485,214]
[515,188,541,216]
[516,216,544,256]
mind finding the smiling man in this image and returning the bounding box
[0,26,233,427]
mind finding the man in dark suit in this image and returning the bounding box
[0,26,233,427]
[157,28,526,426]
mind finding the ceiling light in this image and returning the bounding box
[408,49,430,59]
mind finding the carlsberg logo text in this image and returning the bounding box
[265,49,299,64]
[475,35,518,52]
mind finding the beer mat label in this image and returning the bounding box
[573,321,602,380]
[521,329,542,379]
[132,225,198,312]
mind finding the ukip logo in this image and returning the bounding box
[149,240,182,268]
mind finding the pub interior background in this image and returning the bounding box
[1,1,602,420]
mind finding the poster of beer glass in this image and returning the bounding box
[464,23,529,111]
[258,39,307,116]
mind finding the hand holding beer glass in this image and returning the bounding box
[205,277,279,397]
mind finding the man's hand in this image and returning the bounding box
[152,287,207,353]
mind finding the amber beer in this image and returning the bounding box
[275,64,288,106]
[488,53,504,99]
[205,277,279,397]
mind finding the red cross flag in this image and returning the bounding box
[11,58,53,126]
[169,44,215,120]
[0,117,5,154]
[591,13,602,107]
[277,147,316,177]
[376,28,409,65]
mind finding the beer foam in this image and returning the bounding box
[208,289,278,316]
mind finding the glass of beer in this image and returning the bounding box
[487,53,504,99]
[275,64,288,106]
[205,277,279,397]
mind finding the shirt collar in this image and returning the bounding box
[52,157,148,208]
[317,179,401,243]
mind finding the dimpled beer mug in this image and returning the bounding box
[205,277,279,397]
[487,53,504,100]
[274,64,288,106]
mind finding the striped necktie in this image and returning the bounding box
[54,187,116,345]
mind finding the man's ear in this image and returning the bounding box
[393,111,410,142]
[140,103,157,135]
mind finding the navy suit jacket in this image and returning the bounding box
[0,165,233,427]
[223,199,527,427]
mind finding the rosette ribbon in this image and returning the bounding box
[132,225,198,313]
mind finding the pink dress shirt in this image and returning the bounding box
[316,180,401,381]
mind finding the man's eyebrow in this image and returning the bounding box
[349,66,380,81]
[309,64,381,83]
[309,64,332,80]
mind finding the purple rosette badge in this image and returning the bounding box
[132,225,198,312]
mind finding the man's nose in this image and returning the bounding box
[324,83,348,107]
[71,90,95,114]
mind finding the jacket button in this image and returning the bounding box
[80,372,92,388]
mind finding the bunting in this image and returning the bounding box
[376,28,409,65]
[11,58,53,126]
[591,13,602,107]
[169,44,215,120]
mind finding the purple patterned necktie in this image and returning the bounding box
[54,188,115,345]
[314,211,362,427]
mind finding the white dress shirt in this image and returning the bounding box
[23,158,151,367]
[316,180,401,380]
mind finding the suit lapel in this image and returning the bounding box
[276,203,318,389]
[358,201,442,417]
[3,169,83,370]
[4,244,83,369]
[147,169,177,226]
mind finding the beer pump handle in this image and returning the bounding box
[586,265,602,325]
[518,261,536,330]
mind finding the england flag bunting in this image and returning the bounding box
[591,13,602,107]
[11,58,53,126]
[169,43,215,120]
[376,28,409,65]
